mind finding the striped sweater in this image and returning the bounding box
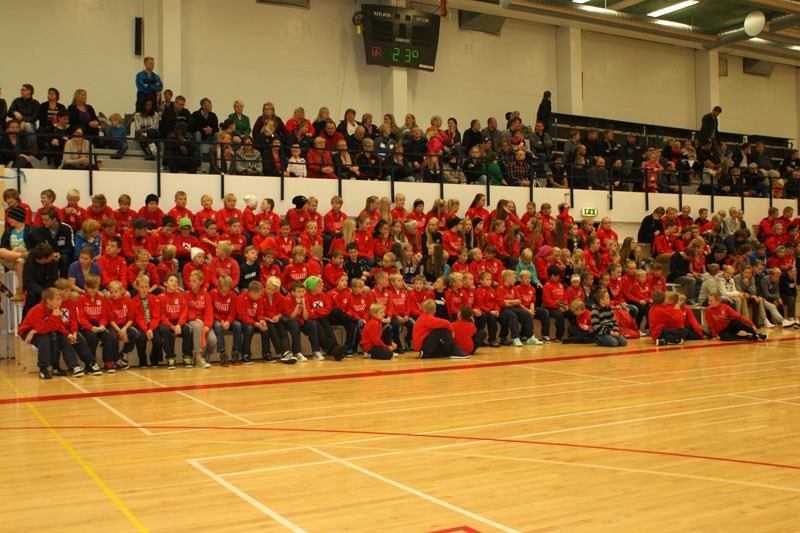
[590,305,619,336]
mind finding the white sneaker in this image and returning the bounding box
[526,336,544,345]
[295,353,307,362]
[199,357,211,369]
[312,352,325,361]
[763,320,777,328]
[392,352,400,359]
[781,319,795,327]
[512,338,523,347]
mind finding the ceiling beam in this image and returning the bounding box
[607,0,648,10]
[706,13,800,49]
[733,0,800,15]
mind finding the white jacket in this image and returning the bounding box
[716,273,740,299]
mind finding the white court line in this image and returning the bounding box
[513,365,645,384]
[194,446,308,462]
[222,451,403,477]
[423,450,800,494]
[729,393,800,407]
[422,400,769,452]
[328,383,800,448]
[128,370,255,426]
[63,378,152,436]
[308,447,520,533]
[187,458,305,532]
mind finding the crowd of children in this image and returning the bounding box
[9,187,799,378]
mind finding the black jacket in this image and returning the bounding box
[637,214,662,244]
[190,109,219,140]
[29,222,74,258]
[22,257,59,298]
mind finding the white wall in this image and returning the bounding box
[0,0,144,116]
[719,54,799,141]
[582,31,697,130]
[13,169,795,244]
[409,18,557,127]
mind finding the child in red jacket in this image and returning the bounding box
[282,281,323,361]
[453,306,486,355]
[237,280,269,364]
[303,276,346,361]
[158,274,188,369]
[497,269,535,346]
[209,275,242,366]
[263,276,292,362]
[541,265,568,342]
[564,299,594,344]
[106,280,139,366]
[474,272,501,347]
[209,240,240,288]
[129,274,162,367]
[705,291,766,341]
[389,273,414,352]
[360,303,397,360]
[78,274,124,372]
[183,248,212,291]
[412,299,468,359]
[54,278,101,373]
[329,274,360,354]
[184,270,216,368]
[19,287,82,379]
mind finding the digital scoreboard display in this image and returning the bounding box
[361,4,441,72]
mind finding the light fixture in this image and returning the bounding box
[647,1,698,18]
[572,0,591,4]
[580,5,616,15]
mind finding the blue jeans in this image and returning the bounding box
[212,320,243,362]
[595,333,628,347]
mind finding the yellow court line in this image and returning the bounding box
[0,370,148,532]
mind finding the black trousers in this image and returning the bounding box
[368,325,395,360]
[719,320,757,340]
[32,332,78,369]
[475,313,498,341]
[131,325,162,365]
[544,308,565,339]
[328,308,359,350]
[311,318,340,354]
[80,327,119,363]
[157,323,186,359]
[241,323,271,357]
[420,328,457,358]
[284,318,320,353]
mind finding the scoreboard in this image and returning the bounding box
[361,4,441,72]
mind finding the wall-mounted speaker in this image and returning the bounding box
[134,17,143,56]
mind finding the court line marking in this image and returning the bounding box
[513,365,645,384]
[222,451,404,477]
[326,383,800,447]
[187,458,305,532]
[421,400,770,452]
[5,423,800,471]
[0,369,147,532]
[308,447,520,533]
[128,370,256,426]
[4,336,797,405]
[422,449,800,494]
[63,378,152,436]
[729,393,800,407]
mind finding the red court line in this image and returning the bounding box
[1,336,797,406]
[428,527,482,533]
[2,423,799,471]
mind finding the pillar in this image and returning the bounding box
[382,68,409,120]
[159,0,182,95]
[694,49,720,129]
[556,26,583,115]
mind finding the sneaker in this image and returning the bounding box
[115,359,130,370]
[241,354,254,365]
[332,345,346,361]
[295,353,308,362]
[512,338,523,347]
[500,339,512,346]
[118,357,129,367]
[312,351,325,361]
[392,352,400,359]
[756,333,768,340]
[183,357,194,368]
[51,367,67,377]
[167,358,176,370]
[489,341,501,348]
[763,320,777,328]
[526,336,544,345]
[345,350,355,358]
[281,352,297,364]
[199,357,211,369]
[106,366,116,374]
[542,336,551,344]
[263,355,276,363]
[38,368,51,379]
[655,338,665,347]
[72,366,84,378]
[88,363,102,376]
[781,319,796,328]
[449,354,471,359]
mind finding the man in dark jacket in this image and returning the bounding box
[29,207,74,277]
[190,97,218,158]
[536,90,552,133]
[22,243,60,318]
[7,83,40,150]
[159,95,191,138]
[637,206,665,246]
[699,106,721,151]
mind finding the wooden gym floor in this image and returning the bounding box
[1,331,799,533]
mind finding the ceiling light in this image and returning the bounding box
[647,1,698,18]
[653,19,693,30]
[572,0,591,4]
[790,45,800,52]
[580,5,616,14]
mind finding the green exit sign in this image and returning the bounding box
[582,207,598,217]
